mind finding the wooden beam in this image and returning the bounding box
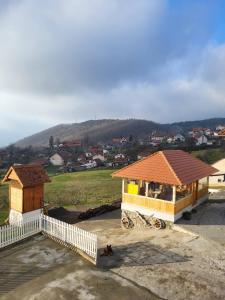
[122,179,125,194]
[172,185,176,203]
[145,182,149,197]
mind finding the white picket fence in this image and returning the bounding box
[41,215,98,263]
[0,218,41,248]
[0,215,98,264]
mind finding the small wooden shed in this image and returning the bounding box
[2,164,50,222]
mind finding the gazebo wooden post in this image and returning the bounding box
[172,185,176,203]
[122,179,125,194]
[145,182,149,197]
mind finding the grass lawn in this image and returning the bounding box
[45,169,121,207]
[192,148,225,164]
[0,210,8,224]
[0,183,9,224]
[0,169,121,224]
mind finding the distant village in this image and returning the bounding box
[1,124,225,173]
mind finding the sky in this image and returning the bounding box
[0,0,225,146]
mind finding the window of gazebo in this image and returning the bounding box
[122,179,193,203]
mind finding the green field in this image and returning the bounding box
[192,148,225,164]
[0,183,8,224]
[0,169,121,224]
[45,169,121,206]
[1,147,224,225]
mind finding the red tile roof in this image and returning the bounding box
[2,164,50,187]
[112,150,218,185]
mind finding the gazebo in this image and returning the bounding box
[2,164,50,224]
[112,150,217,224]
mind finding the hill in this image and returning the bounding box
[14,117,225,148]
[15,119,168,148]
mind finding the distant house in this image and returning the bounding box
[81,160,97,169]
[150,133,166,146]
[114,157,129,167]
[103,149,109,155]
[189,128,212,138]
[173,134,185,143]
[115,153,125,159]
[204,128,212,136]
[66,162,85,172]
[85,152,92,158]
[93,154,105,162]
[77,153,87,162]
[166,137,173,144]
[195,135,208,146]
[217,129,225,137]
[120,137,128,144]
[209,158,225,189]
[151,134,165,143]
[50,153,64,166]
[50,151,72,166]
[216,125,225,131]
[94,158,105,167]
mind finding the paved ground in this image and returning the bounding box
[0,235,158,300]
[77,209,225,300]
[176,200,225,245]
[1,200,225,300]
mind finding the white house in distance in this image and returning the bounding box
[209,158,225,189]
[50,153,64,166]
[195,135,208,146]
[81,160,97,169]
[173,134,185,143]
[93,154,105,162]
[115,153,125,159]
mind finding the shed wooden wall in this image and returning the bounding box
[23,185,44,213]
[9,182,44,213]
[10,181,23,212]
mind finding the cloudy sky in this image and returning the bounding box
[0,0,225,146]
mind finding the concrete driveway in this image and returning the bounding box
[77,209,225,300]
[176,200,225,245]
[0,235,158,300]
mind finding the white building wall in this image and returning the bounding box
[122,194,208,223]
[50,154,64,166]
[209,158,225,187]
[9,209,42,224]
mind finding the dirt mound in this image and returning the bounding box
[48,199,121,224]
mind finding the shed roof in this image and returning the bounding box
[2,164,50,187]
[112,150,218,185]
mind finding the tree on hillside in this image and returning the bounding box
[49,136,54,151]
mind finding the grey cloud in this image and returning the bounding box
[0,0,217,94]
[0,0,224,146]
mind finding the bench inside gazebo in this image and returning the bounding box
[113,150,217,223]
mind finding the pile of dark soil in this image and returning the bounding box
[48,199,121,224]
[48,207,81,224]
[79,199,121,220]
